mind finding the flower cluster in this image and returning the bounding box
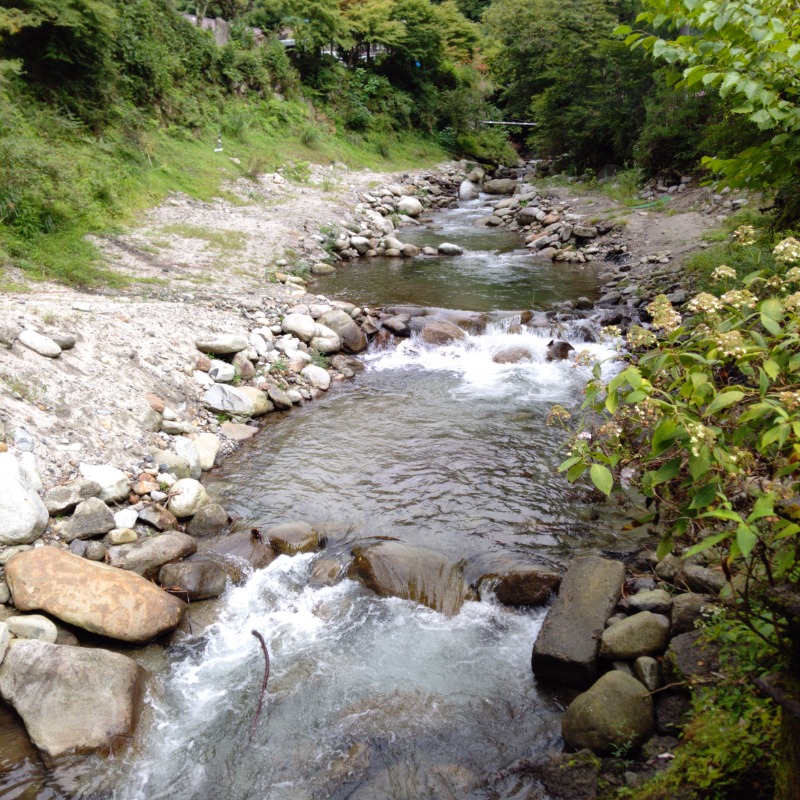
[597,421,622,439]
[733,225,756,246]
[711,264,737,282]
[647,295,681,333]
[773,236,800,266]
[719,289,757,310]
[600,325,622,341]
[784,292,800,312]
[621,397,661,427]
[687,292,723,314]
[785,267,800,283]
[572,349,596,368]
[626,325,658,348]
[546,404,571,425]
[778,391,800,411]
[686,421,717,458]
[712,329,747,357]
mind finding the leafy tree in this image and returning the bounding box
[619,0,800,219]
[483,0,654,170]
[337,0,406,67]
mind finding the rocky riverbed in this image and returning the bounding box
[0,158,748,793]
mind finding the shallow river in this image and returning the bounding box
[4,195,633,799]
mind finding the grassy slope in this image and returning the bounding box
[0,95,446,292]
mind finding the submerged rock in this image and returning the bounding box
[478,566,561,606]
[350,540,473,616]
[420,320,466,346]
[267,521,320,555]
[546,340,575,362]
[0,640,147,758]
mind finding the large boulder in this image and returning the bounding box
[458,180,479,201]
[77,464,130,504]
[478,567,561,606]
[158,556,227,601]
[202,385,257,417]
[166,478,209,518]
[267,521,320,555]
[5,547,186,642]
[532,556,625,688]
[310,324,342,354]
[492,346,533,365]
[561,671,654,754]
[420,320,466,346]
[483,178,517,195]
[281,313,317,342]
[397,196,424,217]
[194,335,248,355]
[0,640,147,758]
[318,310,368,353]
[301,364,331,390]
[59,497,115,542]
[599,611,671,660]
[106,531,197,577]
[349,541,473,617]
[0,471,48,546]
[187,503,229,537]
[43,479,101,516]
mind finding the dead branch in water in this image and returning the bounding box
[248,629,270,745]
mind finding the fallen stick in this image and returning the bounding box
[248,629,270,745]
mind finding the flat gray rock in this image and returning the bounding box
[18,330,61,358]
[532,556,625,688]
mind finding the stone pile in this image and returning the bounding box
[311,171,463,267]
[531,554,721,764]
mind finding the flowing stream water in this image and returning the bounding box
[3,195,639,800]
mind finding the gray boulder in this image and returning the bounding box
[628,588,672,615]
[483,178,517,195]
[195,335,248,355]
[77,463,130,504]
[106,531,197,577]
[420,320,466,346]
[0,640,147,758]
[187,503,229,537]
[43,479,102,516]
[458,181,479,201]
[59,497,116,542]
[492,346,532,364]
[158,556,227,601]
[166,478,209,518]
[397,196,423,217]
[437,243,464,256]
[561,671,654,754]
[532,556,625,688]
[6,614,58,643]
[478,566,560,606]
[546,340,575,361]
[18,329,61,358]
[671,592,715,635]
[599,611,671,660]
[0,475,49,546]
[281,313,317,342]
[202,385,257,417]
[318,310,368,353]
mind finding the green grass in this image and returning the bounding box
[160,224,247,253]
[0,95,446,291]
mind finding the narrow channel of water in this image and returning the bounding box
[4,193,632,799]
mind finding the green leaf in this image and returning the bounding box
[706,390,745,416]
[652,418,679,455]
[747,493,774,522]
[738,402,773,423]
[700,508,743,522]
[590,463,613,496]
[624,367,642,390]
[761,297,783,320]
[761,314,782,335]
[566,462,586,483]
[558,455,582,473]
[763,359,780,379]
[656,532,674,560]
[625,390,649,404]
[736,524,758,556]
[789,353,800,372]
[689,446,712,480]
[689,482,718,509]
[648,457,681,487]
[685,531,732,557]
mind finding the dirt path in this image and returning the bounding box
[0,165,729,489]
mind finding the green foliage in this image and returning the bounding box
[619,0,800,198]
[560,228,800,713]
[483,0,655,171]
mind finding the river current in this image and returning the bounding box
[3,194,634,799]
